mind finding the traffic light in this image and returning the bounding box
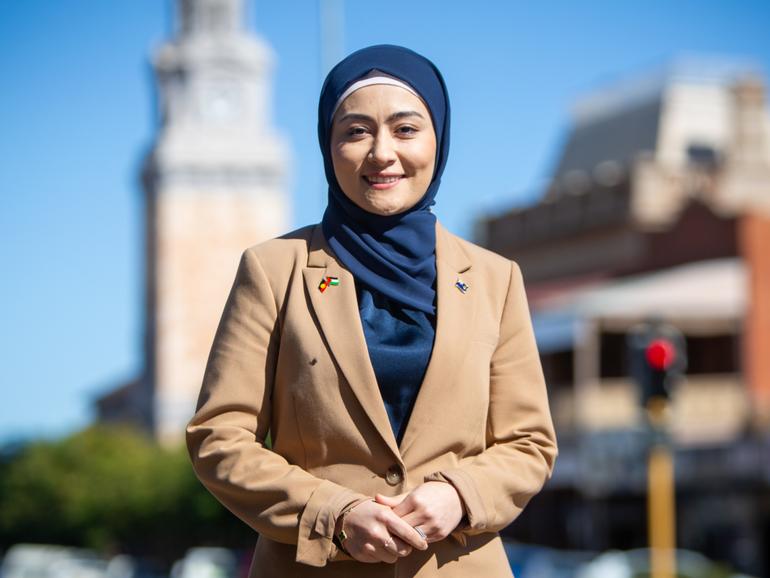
[627,321,687,406]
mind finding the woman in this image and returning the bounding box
[186,44,557,578]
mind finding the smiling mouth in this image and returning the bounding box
[363,175,404,190]
[364,175,403,184]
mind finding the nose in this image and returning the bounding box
[368,130,397,166]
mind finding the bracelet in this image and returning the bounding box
[334,502,358,553]
[332,532,349,554]
[334,498,371,553]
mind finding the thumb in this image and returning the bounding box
[374,492,407,507]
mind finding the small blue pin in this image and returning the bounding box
[455,279,469,293]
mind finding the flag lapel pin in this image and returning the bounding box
[455,278,469,293]
[318,276,340,293]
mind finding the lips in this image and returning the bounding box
[364,174,404,190]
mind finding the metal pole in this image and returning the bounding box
[646,397,677,578]
[318,0,344,206]
[319,0,344,77]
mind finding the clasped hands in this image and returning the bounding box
[334,481,465,564]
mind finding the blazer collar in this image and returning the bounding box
[303,223,475,462]
[306,221,471,271]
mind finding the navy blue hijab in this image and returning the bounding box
[318,45,451,315]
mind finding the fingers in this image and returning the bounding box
[378,539,400,565]
[340,500,419,564]
[348,484,465,560]
[390,535,413,557]
[359,536,399,564]
[374,492,407,508]
[382,535,401,560]
[378,483,465,544]
[397,512,437,543]
[398,513,443,544]
[413,526,427,541]
[384,510,429,551]
[397,510,424,528]
[346,537,398,564]
[377,534,412,563]
[376,492,416,518]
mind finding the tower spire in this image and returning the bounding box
[178,0,245,37]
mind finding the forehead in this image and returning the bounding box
[333,84,432,121]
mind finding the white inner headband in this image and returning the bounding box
[332,75,420,120]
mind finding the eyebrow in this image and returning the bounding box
[335,110,426,124]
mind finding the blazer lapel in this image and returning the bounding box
[399,223,475,457]
[302,226,401,459]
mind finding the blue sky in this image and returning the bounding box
[1,1,769,443]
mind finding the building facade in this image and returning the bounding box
[478,60,770,575]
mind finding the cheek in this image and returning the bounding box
[415,147,436,180]
[331,146,359,185]
[412,136,437,175]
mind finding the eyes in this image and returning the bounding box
[343,124,419,139]
[346,126,367,137]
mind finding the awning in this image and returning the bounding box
[531,258,746,351]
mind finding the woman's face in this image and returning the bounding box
[330,84,437,216]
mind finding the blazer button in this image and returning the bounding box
[385,465,403,486]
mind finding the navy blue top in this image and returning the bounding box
[357,283,436,443]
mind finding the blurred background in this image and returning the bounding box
[2,1,770,577]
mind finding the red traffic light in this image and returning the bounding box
[645,338,676,370]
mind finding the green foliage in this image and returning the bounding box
[0,425,253,563]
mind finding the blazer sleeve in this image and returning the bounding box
[425,260,558,538]
[186,248,368,567]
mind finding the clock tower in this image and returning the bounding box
[139,0,289,444]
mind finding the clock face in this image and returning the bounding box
[201,80,242,122]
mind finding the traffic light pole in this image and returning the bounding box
[646,397,676,578]
[628,320,686,578]
[626,319,687,578]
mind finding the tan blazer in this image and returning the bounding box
[186,223,557,578]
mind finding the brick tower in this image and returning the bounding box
[136,0,289,444]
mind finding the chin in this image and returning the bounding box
[366,200,413,216]
[359,193,416,216]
